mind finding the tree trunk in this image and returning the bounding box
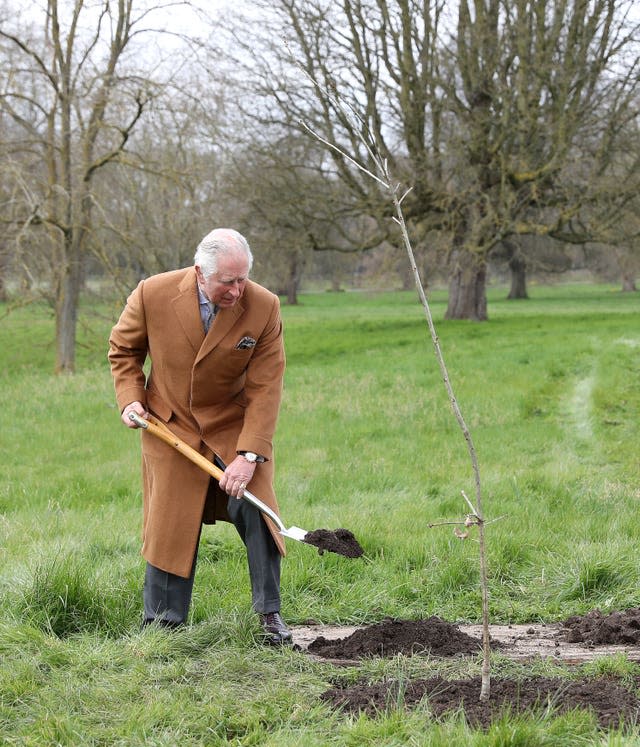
[0,250,7,303]
[286,275,298,305]
[55,280,79,373]
[445,250,488,320]
[621,274,637,292]
[507,253,528,299]
[286,252,303,305]
[55,244,82,373]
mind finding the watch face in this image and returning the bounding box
[244,452,258,462]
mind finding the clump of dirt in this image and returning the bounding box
[303,528,364,558]
[560,608,640,645]
[308,616,485,659]
[321,674,640,729]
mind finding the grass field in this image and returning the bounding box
[1,282,639,744]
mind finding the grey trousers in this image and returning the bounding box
[143,488,282,626]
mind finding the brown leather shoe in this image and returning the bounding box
[259,612,293,645]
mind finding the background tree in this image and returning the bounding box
[214,136,326,304]
[215,109,382,301]
[0,0,222,372]
[90,77,229,301]
[222,0,640,319]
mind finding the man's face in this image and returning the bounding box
[196,250,250,308]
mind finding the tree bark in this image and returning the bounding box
[286,253,302,305]
[507,253,528,299]
[0,249,7,303]
[445,251,488,320]
[55,263,80,374]
[621,274,637,292]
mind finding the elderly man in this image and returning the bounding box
[108,228,291,644]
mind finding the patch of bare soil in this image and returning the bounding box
[321,674,640,729]
[294,609,640,729]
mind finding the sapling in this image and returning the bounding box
[296,63,493,700]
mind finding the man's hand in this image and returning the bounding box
[219,455,257,498]
[121,401,147,428]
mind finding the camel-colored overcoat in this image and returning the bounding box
[108,267,286,577]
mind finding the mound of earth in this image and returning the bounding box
[321,674,640,729]
[560,607,640,645]
[307,616,486,659]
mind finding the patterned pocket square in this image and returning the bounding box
[235,336,256,350]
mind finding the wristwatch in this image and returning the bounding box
[239,451,264,463]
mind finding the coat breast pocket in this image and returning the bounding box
[213,347,254,380]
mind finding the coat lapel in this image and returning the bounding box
[172,269,204,353]
[171,268,248,362]
[196,298,245,364]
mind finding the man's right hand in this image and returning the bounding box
[121,401,147,428]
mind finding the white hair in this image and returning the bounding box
[194,228,254,278]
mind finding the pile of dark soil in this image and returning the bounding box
[303,528,364,558]
[560,607,640,645]
[321,674,640,729]
[308,616,484,659]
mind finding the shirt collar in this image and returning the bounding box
[197,284,209,306]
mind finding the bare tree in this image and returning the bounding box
[212,136,318,304]
[222,0,640,319]
[0,0,217,371]
[90,81,230,300]
[210,102,379,301]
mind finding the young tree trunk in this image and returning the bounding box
[507,253,528,299]
[445,250,488,320]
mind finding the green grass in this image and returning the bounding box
[1,282,640,743]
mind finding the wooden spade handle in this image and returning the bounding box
[128,412,224,482]
[127,411,290,536]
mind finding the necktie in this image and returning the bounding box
[204,302,216,333]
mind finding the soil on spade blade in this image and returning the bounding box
[311,609,640,729]
[303,528,364,558]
